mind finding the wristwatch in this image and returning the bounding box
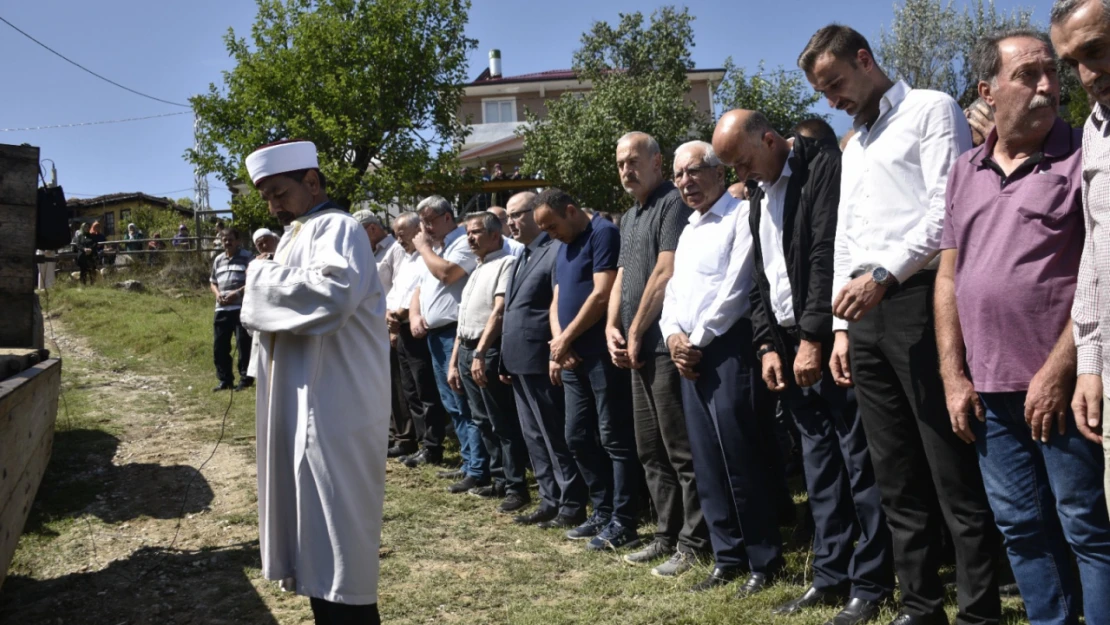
[755,345,776,360]
[870,266,898,288]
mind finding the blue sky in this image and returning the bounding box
[0,0,1040,208]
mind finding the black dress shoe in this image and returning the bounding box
[498,492,531,513]
[536,513,586,529]
[773,586,846,615]
[387,445,414,458]
[689,567,744,592]
[403,448,444,468]
[734,571,779,599]
[233,379,254,391]
[213,383,234,392]
[514,507,557,525]
[825,597,885,625]
[886,613,947,625]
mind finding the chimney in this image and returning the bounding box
[489,49,502,78]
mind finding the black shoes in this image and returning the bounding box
[886,613,947,625]
[213,383,233,392]
[735,570,780,599]
[825,598,886,625]
[469,482,506,499]
[402,448,444,468]
[537,513,586,530]
[514,507,557,525]
[447,475,485,494]
[772,586,846,615]
[498,493,531,513]
[436,468,465,479]
[233,379,254,392]
[689,567,744,592]
[387,445,415,458]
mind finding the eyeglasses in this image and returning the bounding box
[506,208,533,221]
[674,164,713,180]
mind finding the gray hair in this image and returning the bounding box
[1051,0,1110,24]
[675,140,722,167]
[970,28,1055,85]
[464,211,502,234]
[416,195,453,218]
[742,111,776,139]
[394,211,419,229]
[617,131,661,157]
[351,209,385,227]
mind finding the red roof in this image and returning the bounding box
[469,66,725,86]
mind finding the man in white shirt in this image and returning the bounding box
[408,196,488,485]
[800,25,1000,625]
[715,110,893,625]
[353,209,405,295]
[240,140,388,625]
[659,140,782,595]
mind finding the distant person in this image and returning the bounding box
[74,223,97,285]
[209,228,254,392]
[124,223,144,252]
[88,221,106,265]
[491,163,505,180]
[509,166,523,180]
[173,224,190,248]
[790,117,840,149]
[252,228,279,256]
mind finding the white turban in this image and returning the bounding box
[252,228,277,243]
[245,141,319,184]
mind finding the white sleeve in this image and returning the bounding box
[689,203,755,347]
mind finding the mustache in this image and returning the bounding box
[1029,94,1055,110]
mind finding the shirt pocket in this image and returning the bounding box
[1015,174,1077,225]
[694,237,729,276]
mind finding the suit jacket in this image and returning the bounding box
[748,134,841,353]
[500,233,561,376]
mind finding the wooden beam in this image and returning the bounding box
[0,144,40,349]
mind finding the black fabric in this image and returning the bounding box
[396,323,447,452]
[213,309,252,385]
[512,373,588,517]
[748,134,842,350]
[501,233,562,376]
[458,344,529,495]
[309,598,380,625]
[388,346,417,449]
[37,185,71,250]
[848,278,1001,623]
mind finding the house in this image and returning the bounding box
[67,193,194,237]
[457,49,726,170]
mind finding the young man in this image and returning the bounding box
[209,228,254,392]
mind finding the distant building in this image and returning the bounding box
[457,49,725,169]
[67,193,194,237]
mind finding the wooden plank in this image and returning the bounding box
[0,426,53,589]
[0,201,38,268]
[0,360,60,510]
[0,294,33,349]
[0,145,39,208]
[0,349,47,379]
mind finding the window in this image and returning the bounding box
[483,98,516,123]
[120,209,131,225]
[104,212,115,236]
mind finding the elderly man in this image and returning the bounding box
[387,213,449,468]
[253,228,280,256]
[447,212,530,510]
[800,25,1000,625]
[409,196,487,488]
[240,140,388,624]
[938,28,1110,624]
[1052,0,1110,517]
[714,110,893,623]
[210,228,254,392]
[488,205,525,257]
[659,139,780,591]
[536,188,641,551]
[353,209,405,295]
[499,192,589,527]
[606,131,708,570]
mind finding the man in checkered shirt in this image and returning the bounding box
[1052,0,1110,514]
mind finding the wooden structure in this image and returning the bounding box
[0,143,61,589]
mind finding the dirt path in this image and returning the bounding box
[0,322,308,624]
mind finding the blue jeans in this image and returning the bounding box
[427,326,487,480]
[975,392,1110,625]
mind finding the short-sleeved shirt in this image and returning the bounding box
[939,118,1084,392]
[457,248,515,340]
[617,181,692,355]
[555,215,621,357]
[210,248,254,311]
[419,225,479,329]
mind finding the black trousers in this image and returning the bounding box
[681,320,784,573]
[309,598,380,625]
[849,273,1001,624]
[396,323,447,452]
[631,353,709,553]
[513,373,588,517]
[388,346,417,451]
[778,329,894,601]
[213,308,252,385]
[458,343,529,495]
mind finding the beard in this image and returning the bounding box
[275,210,296,226]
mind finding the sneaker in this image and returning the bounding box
[586,520,641,551]
[538,513,586,530]
[623,538,673,565]
[447,475,483,494]
[652,551,697,577]
[469,482,506,499]
[565,511,610,541]
[499,493,531,513]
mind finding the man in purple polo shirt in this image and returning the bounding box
[935,29,1110,624]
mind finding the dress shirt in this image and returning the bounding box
[1075,102,1110,394]
[457,248,514,340]
[834,79,972,331]
[418,226,479,329]
[660,192,754,348]
[386,249,424,311]
[758,152,796,327]
[373,234,405,295]
[503,236,525,258]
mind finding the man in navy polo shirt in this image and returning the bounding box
[535,188,641,551]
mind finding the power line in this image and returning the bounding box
[0,111,190,132]
[0,14,191,108]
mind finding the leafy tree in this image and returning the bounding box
[188,0,476,229]
[714,59,825,135]
[518,6,707,212]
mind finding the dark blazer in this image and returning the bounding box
[748,134,841,353]
[500,233,561,376]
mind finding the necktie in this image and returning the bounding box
[516,246,531,280]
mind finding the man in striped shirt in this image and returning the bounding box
[210,227,254,392]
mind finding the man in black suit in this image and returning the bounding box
[499,192,589,527]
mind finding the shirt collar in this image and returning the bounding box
[854,80,911,132]
[633,180,676,212]
[525,233,546,253]
[374,234,396,254]
[442,225,465,251]
[1094,102,1110,129]
[971,117,1075,167]
[480,248,507,264]
[760,148,794,191]
[688,190,735,225]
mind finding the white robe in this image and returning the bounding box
[241,208,389,605]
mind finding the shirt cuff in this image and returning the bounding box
[832,317,849,332]
[660,320,683,347]
[1076,343,1103,377]
[688,327,709,348]
[886,252,935,285]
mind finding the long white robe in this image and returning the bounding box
[241,207,389,605]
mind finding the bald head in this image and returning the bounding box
[616,131,664,203]
[712,109,790,184]
[487,206,513,237]
[505,191,540,244]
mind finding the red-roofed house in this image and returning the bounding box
[457,50,725,170]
